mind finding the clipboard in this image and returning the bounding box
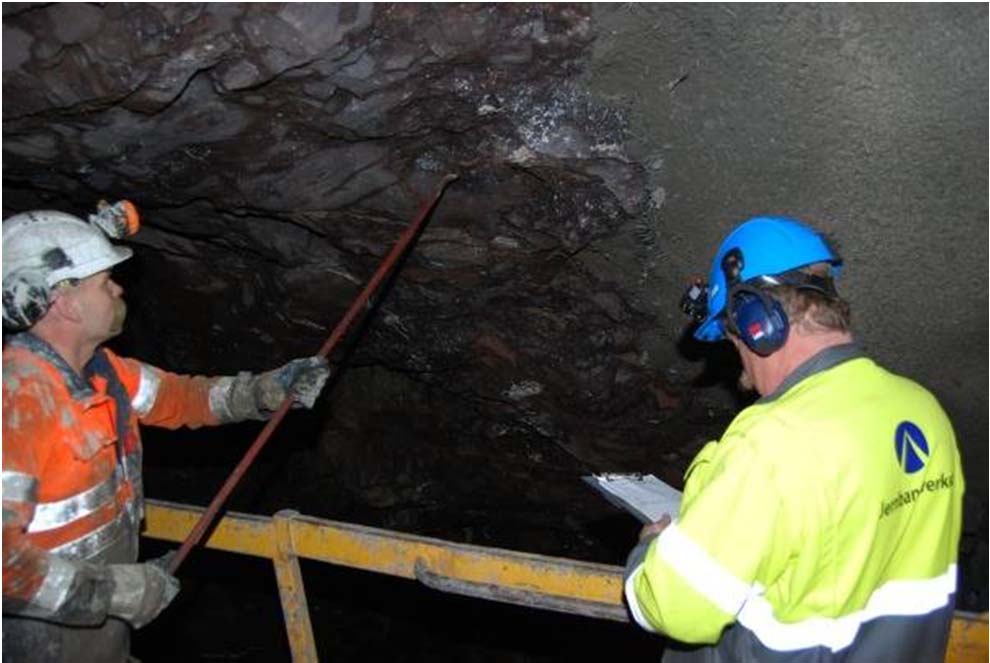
[583,473,682,524]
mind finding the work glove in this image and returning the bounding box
[212,356,331,423]
[147,550,177,574]
[107,555,180,629]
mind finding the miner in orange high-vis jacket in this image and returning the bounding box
[2,203,331,663]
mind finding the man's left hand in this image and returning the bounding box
[276,356,331,409]
[639,513,672,542]
[255,356,331,412]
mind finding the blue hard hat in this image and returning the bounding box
[694,216,842,342]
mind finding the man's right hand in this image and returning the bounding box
[107,558,180,629]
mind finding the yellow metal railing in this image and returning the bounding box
[947,611,990,663]
[142,499,988,663]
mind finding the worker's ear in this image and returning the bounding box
[47,285,84,324]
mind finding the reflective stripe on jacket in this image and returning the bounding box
[2,332,218,626]
[625,344,964,662]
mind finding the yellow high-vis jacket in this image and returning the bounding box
[625,344,963,662]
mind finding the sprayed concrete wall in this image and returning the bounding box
[587,4,988,604]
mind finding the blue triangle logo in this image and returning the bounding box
[895,421,929,474]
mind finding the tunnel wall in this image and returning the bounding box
[586,5,988,604]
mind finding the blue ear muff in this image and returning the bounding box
[719,247,790,356]
[727,286,789,356]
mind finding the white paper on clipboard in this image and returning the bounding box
[583,473,682,524]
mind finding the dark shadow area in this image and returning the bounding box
[676,324,756,411]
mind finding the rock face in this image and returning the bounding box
[3,3,987,658]
[4,3,693,510]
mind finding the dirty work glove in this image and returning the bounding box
[210,356,331,423]
[147,550,177,574]
[107,558,180,629]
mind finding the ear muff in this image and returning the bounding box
[726,284,789,356]
[720,247,789,356]
[2,268,51,330]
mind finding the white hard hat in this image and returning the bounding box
[2,210,133,329]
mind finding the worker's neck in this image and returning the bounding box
[30,321,98,376]
[760,329,854,396]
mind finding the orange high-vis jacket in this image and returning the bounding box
[2,332,219,621]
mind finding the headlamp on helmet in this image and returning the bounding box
[90,199,141,239]
[680,278,709,322]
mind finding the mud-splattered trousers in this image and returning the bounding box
[2,333,220,663]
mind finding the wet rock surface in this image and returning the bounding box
[3,3,987,660]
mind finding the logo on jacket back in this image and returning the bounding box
[894,421,929,474]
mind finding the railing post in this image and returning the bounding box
[273,510,318,662]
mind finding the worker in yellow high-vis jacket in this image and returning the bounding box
[625,216,963,662]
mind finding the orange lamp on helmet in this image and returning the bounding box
[91,199,141,239]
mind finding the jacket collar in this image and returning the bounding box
[758,342,865,404]
[7,332,98,401]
